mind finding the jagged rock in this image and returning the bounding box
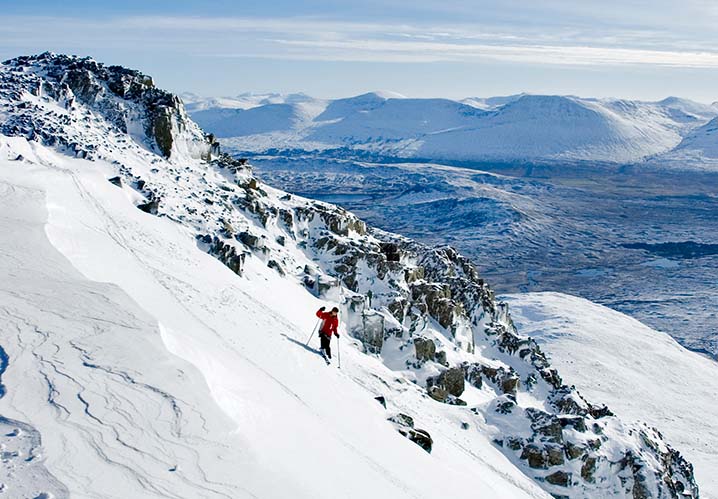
[108,176,122,187]
[461,362,484,389]
[387,298,407,322]
[388,414,413,428]
[137,197,160,214]
[521,444,548,469]
[315,276,340,297]
[506,437,523,451]
[435,350,447,366]
[410,282,456,329]
[404,266,424,283]
[545,470,570,487]
[374,396,386,409]
[413,337,436,362]
[197,234,246,275]
[501,373,520,397]
[380,242,402,262]
[580,455,597,483]
[526,409,564,444]
[546,445,565,466]
[565,442,586,460]
[237,231,263,250]
[359,310,384,354]
[388,414,433,453]
[494,396,516,414]
[588,404,614,419]
[427,367,464,401]
[267,260,285,276]
[550,387,590,416]
[559,416,587,433]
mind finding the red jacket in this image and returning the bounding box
[316,309,339,336]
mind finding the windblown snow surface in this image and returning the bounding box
[505,292,718,499]
[0,137,548,498]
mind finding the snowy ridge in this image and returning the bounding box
[0,53,702,498]
[505,292,718,499]
[187,91,717,164]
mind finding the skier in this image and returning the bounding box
[316,306,340,360]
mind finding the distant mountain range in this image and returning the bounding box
[182,91,718,165]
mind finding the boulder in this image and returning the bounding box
[413,337,436,362]
[137,197,160,214]
[435,350,447,366]
[545,470,570,487]
[526,408,564,444]
[360,311,384,354]
[546,445,565,466]
[410,282,456,329]
[520,444,548,469]
[388,414,433,453]
[237,231,263,249]
[461,362,484,389]
[427,367,465,398]
[581,455,597,483]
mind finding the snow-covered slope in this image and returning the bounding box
[505,292,718,499]
[188,91,716,163]
[0,53,703,498]
[680,116,718,155]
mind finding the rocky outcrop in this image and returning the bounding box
[413,337,436,362]
[197,234,246,275]
[427,367,465,404]
[1,53,216,161]
[388,414,433,453]
[359,311,384,354]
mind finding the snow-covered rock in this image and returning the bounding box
[0,53,703,498]
[505,292,718,499]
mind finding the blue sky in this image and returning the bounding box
[2,0,717,102]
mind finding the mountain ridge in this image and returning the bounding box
[0,53,703,498]
[184,90,717,165]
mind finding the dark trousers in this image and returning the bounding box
[320,333,332,358]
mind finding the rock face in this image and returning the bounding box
[413,337,436,362]
[0,53,217,161]
[1,53,700,499]
[360,311,384,354]
[197,234,246,275]
[427,367,465,403]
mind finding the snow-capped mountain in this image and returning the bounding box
[187,91,717,164]
[0,52,702,498]
[181,91,317,112]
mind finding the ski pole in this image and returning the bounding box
[338,336,342,369]
[305,319,321,346]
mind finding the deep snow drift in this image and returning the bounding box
[0,53,706,498]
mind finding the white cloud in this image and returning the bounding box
[2,14,718,69]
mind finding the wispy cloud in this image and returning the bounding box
[2,14,718,69]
